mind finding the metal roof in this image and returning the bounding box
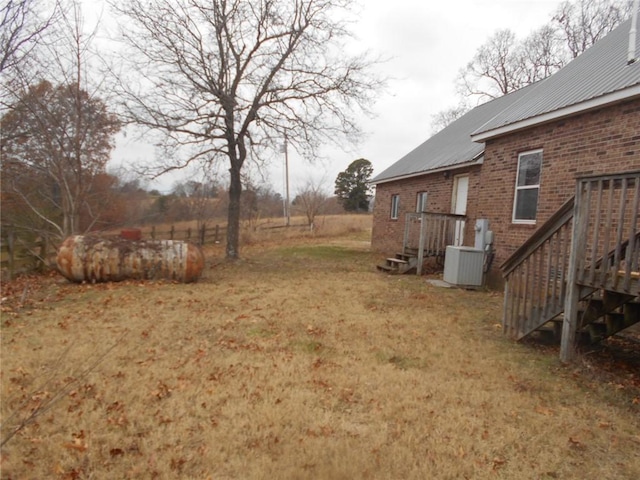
[472,17,640,139]
[371,85,535,184]
[373,15,640,185]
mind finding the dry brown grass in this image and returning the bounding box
[1,226,639,479]
[240,214,372,246]
[101,214,371,247]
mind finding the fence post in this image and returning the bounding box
[7,230,15,280]
[151,226,156,240]
[187,227,191,241]
[170,225,175,240]
[215,224,219,243]
[200,224,206,245]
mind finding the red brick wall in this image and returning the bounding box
[371,98,640,288]
[371,165,481,254]
[479,98,640,287]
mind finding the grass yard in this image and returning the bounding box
[1,224,639,479]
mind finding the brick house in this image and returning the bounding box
[371,16,640,290]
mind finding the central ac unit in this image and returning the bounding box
[443,246,485,287]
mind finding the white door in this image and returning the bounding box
[452,175,469,245]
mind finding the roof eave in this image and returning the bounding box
[371,155,484,186]
[470,84,640,143]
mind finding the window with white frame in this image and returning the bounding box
[390,194,400,219]
[416,192,428,212]
[513,149,543,223]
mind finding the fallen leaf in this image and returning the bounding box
[492,457,506,470]
[535,405,554,416]
[568,437,585,450]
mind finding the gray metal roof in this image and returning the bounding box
[371,85,535,184]
[373,16,640,185]
[473,17,640,138]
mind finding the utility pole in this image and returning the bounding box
[283,132,291,226]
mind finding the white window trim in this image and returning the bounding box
[390,194,400,220]
[512,149,543,225]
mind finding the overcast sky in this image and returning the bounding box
[107,0,565,194]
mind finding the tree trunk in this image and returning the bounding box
[226,163,242,260]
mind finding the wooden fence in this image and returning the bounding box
[0,223,226,280]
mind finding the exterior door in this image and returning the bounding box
[452,175,469,245]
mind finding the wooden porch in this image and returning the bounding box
[501,171,640,362]
[377,212,465,275]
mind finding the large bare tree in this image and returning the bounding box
[111,0,382,260]
[454,0,634,104]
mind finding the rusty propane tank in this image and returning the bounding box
[56,235,205,283]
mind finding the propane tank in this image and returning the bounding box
[56,235,205,283]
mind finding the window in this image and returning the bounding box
[416,192,428,212]
[390,194,400,219]
[513,150,543,223]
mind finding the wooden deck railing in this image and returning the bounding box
[403,212,466,275]
[501,197,575,339]
[561,171,640,361]
[569,172,640,294]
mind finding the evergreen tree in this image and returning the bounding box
[334,158,373,212]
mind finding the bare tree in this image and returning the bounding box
[430,101,470,133]
[553,0,634,58]
[0,0,59,74]
[456,29,526,102]
[111,0,382,260]
[294,177,329,229]
[447,0,633,112]
[517,24,566,84]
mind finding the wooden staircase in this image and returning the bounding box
[501,171,640,361]
[539,292,640,344]
[580,295,639,343]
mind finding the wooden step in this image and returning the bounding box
[386,257,408,265]
[579,291,636,327]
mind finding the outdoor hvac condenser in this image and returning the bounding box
[443,246,485,287]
